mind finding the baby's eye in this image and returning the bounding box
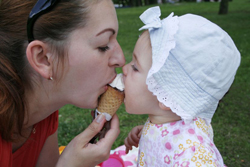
[98,46,110,52]
[131,64,138,72]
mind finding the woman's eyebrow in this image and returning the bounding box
[96,28,115,36]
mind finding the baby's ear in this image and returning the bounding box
[159,102,171,111]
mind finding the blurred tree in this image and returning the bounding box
[113,0,128,6]
[145,0,150,5]
[219,0,229,14]
[127,0,134,6]
[149,0,158,3]
[113,0,158,7]
[136,0,142,6]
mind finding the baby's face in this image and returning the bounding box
[122,31,160,115]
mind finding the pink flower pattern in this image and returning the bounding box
[161,129,169,137]
[181,161,190,167]
[164,155,171,164]
[173,162,180,167]
[155,124,163,128]
[137,118,225,167]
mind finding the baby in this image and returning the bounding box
[122,7,241,167]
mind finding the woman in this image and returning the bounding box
[0,0,125,166]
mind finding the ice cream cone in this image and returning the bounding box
[90,74,124,143]
[96,85,124,121]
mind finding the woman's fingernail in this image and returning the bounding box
[95,114,105,123]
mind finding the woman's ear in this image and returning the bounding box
[159,102,171,111]
[26,41,53,79]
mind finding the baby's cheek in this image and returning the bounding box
[124,99,136,114]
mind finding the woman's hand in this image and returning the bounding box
[56,114,120,167]
[124,125,144,154]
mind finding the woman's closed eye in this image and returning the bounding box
[98,46,110,52]
[131,64,138,71]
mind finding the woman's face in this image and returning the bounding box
[122,31,159,115]
[58,0,125,109]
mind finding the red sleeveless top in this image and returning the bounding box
[0,110,59,167]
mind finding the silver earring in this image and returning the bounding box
[49,77,53,81]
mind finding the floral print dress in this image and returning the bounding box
[137,118,225,167]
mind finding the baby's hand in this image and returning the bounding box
[124,125,144,154]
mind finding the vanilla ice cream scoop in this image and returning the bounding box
[109,73,124,91]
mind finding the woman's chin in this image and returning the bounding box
[75,100,98,110]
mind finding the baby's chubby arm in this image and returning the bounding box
[124,125,144,154]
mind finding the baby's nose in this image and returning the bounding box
[122,64,128,76]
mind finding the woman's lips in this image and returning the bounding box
[102,74,117,92]
[108,74,117,84]
[104,85,108,91]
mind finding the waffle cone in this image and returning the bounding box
[97,86,124,117]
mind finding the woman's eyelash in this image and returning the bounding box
[131,64,138,71]
[98,46,110,52]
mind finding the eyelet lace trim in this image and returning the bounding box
[146,75,195,123]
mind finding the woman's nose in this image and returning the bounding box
[109,42,125,67]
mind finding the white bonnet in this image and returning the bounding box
[139,6,241,123]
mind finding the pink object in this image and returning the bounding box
[96,145,138,167]
[165,142,172,150]
[99,152,125,167]
[173,129,180,135]
[188,128,195,134]
[197,135,204,143]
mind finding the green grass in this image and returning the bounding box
[58,0,250,166]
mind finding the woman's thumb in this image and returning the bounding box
[78,114,106,144]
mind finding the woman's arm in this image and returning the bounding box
[36,130,59,167]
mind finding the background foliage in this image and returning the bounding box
[58,0,250,166]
